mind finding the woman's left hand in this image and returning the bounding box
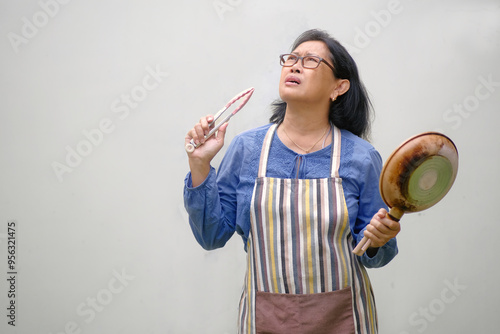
[363,208,401,249]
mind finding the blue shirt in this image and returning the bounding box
[184,124,398,268]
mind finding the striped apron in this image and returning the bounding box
[238,124,378,334]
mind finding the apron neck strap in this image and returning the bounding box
[258,124,277,177]
[330,125,341,178]
[258,123,342,178]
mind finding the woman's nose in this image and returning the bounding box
[291,61,302,73]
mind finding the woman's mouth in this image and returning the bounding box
[285,76,301,86]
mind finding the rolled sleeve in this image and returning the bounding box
[357,227,398,268]
[183,167,236,250]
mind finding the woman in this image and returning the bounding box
[184,29,400,334]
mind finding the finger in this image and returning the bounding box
[192,123,206,144]
[199,115,209,134]
[216,122,229,141]
[366,223,388,240]
[202,115,216,134]
[371,217,392,231]
[368,220,400,246]
[380,215,401,232]
[207,115,215,129]
[189,115,211,144]
[185,128,193,141]
[375,208,387,219]
[368,213,388,232]
[362,229,384,247]
[370,215,399,236]
[186,126,198,143]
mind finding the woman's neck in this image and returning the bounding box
[282,103,330,133]
[278,104,331,153]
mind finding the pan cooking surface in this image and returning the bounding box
[380,132,458,213]
[406,155,454,206]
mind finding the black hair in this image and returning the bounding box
[270,29,373,140]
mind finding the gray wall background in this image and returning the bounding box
[1,0,499,333]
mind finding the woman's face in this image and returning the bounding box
[279,40,337,106]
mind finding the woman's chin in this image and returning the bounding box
[279,88,306,103]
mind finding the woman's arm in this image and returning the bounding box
[184,167,237,250]
[352,147,400,268]
[183,115,237,249]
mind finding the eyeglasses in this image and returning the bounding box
[279,53,335,73]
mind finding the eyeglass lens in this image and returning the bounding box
[281,54,321,68]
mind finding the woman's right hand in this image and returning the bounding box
[185,115,229,187]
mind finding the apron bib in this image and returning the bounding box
[238,124,378,334]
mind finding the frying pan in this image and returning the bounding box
[352,132,459,256]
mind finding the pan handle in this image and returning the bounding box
[352,207,404,256]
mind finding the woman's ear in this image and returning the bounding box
[331,79,350,101]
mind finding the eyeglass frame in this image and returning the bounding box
[279,53,336,74]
